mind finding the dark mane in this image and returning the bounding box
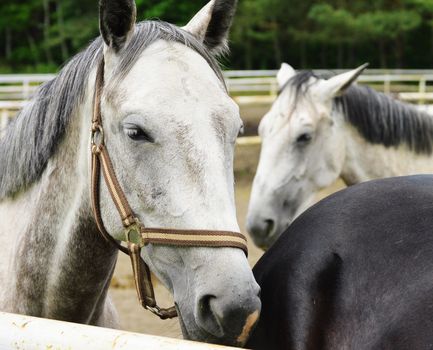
[282,70,433,155]
[0,21,223,199]
[335,85,433,154]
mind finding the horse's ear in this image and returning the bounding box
[99,0,136,53]
[183,0,238,56]
[277,63,296,88]
[321,63,369,98]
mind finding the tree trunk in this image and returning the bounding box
[337,42,344,68]
[43,0,53,64]
[431,26,433,63]
[272,21,282,67]
[300,40,307,68]
[321,43,327,67]
[27,33,40,65]
[272,32,282,67]
[245,36,252,70]
[395,35,403,68]
[56,0,69,61]
[379,39,387,68]
[5,28,12,60]
[348,44,355,67]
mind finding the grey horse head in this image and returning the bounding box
[0,1,260,345]
[98,0,260,345]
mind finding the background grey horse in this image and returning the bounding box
[247,63,433,249]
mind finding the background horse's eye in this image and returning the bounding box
[124,126,154,143]
[296,133,312,145]
[239,124,245,136]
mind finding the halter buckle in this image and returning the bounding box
[125,222,144,247]
[146,305,178,320]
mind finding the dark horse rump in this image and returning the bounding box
[247,175,433,350]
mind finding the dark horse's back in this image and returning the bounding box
[247,175,433,350]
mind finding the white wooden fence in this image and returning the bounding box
[0,312,241,350]
[0,74,55,101]
[2,70,433,132]
[225,69,433,96]
[0,101,26,132]
[2,69,433,99]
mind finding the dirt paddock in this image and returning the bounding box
[109,141,346,337]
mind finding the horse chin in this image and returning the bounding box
[177,308,191,340]
[254,221,289,251]
[177,307,252,347]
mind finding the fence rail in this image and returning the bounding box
[3,69,433,99]
[225,70,433,96]
[0,312,240,350]
[3,70,433,131]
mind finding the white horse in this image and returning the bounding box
[247,63,433,249]
[0,0,261,346]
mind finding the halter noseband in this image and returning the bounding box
[90,59,248,319]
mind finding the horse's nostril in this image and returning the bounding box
[196,291,261,344]
[199,294,214,314]
[263,219,275,236]
[196,294,223,338]
[247,218,276,245]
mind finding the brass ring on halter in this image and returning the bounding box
[125,222,145,247]
[91,124,105,147]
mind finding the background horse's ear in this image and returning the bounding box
[99,0,136,53]
[320,63,369,99]
[183,0,238,56]
[277,63,296,88]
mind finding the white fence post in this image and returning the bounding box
[0,110,9,135]
[384,75,391,94]
[419,76,427,105]
[23,79,30,100]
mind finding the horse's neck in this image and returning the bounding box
[0,79,118,326]
[340,121,433,185]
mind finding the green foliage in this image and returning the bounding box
[1,0,433,71]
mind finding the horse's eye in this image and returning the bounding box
[296,133,312,145]
[238,124,245,136]
[124,126,154,143]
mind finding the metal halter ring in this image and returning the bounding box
[91,124,105,147]
[125,222,145,247]
[145,305,178,320]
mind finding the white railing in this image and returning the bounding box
[225,70,433,96]
[3,70,433,130]
[0,312,240,350]
[2,70,433,99]
[0,74,54,101]
[0,101,26,134]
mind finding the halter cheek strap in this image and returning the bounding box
[90,59,248,320]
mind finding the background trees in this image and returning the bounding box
[1,0,433,72]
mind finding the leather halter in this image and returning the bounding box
[90,59,248,319]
